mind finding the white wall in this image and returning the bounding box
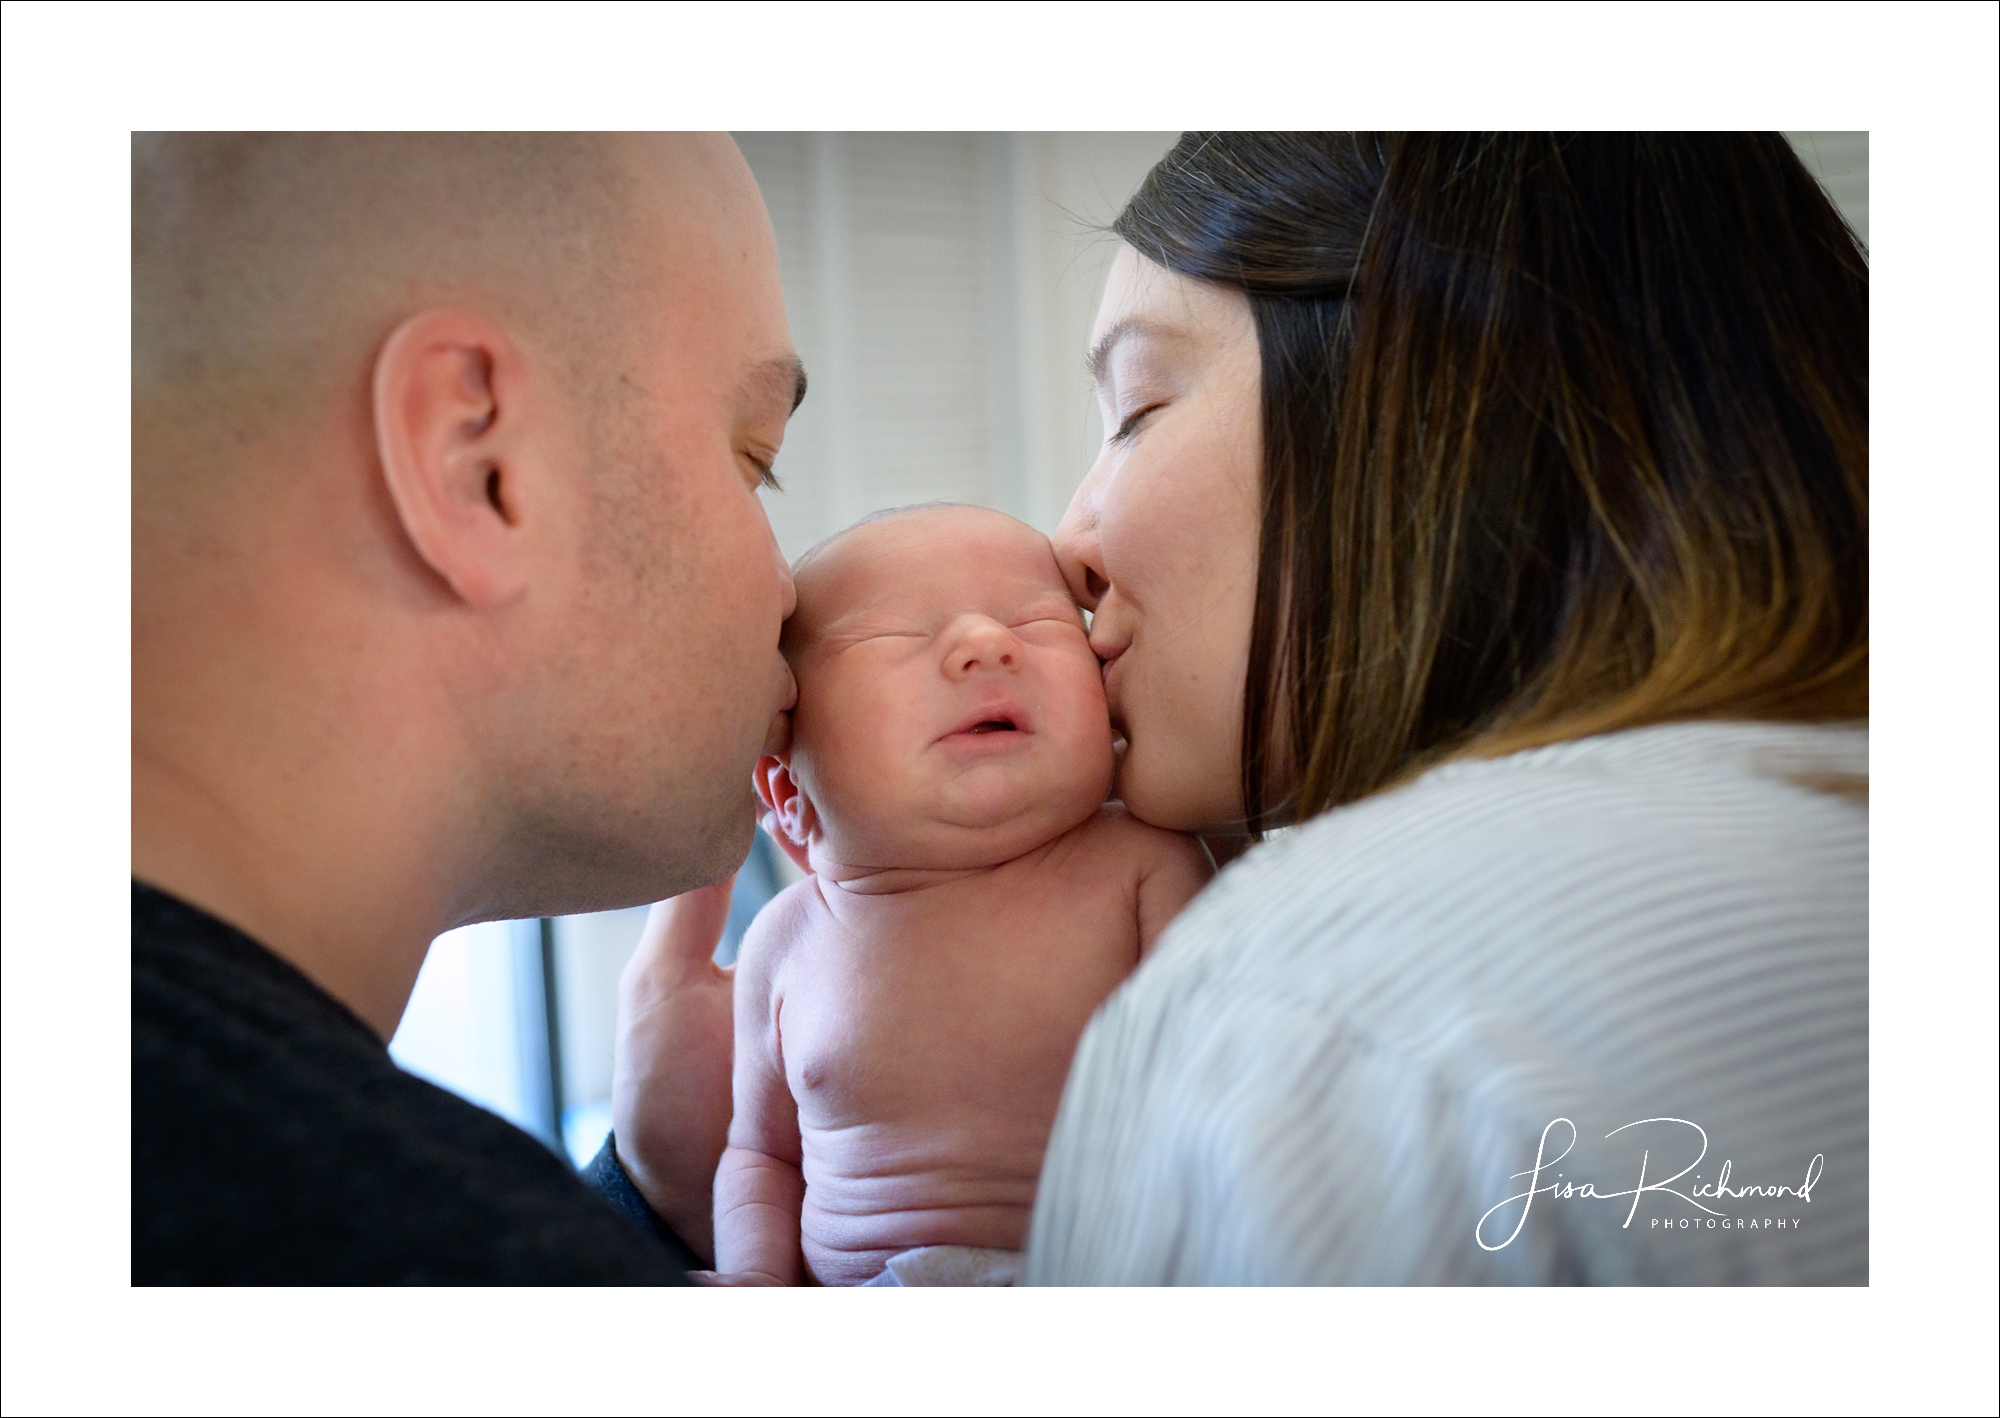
[735,132,1179,555]
[1786,131,1868,247]
[388,921,543,1137]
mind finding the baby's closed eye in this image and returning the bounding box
[825,626,930,651]
[1011,600,1088,630]
[1012,616,1090,643]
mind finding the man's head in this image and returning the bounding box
[133,133,799,935]
[757,505,1115,875]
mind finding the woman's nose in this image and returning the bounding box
[942,617,1021,678]
[1052,476,1109,611]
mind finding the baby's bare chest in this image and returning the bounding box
[776,874,1140,1127]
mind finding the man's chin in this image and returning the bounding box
[659,783,762,896]
[548,779,760,912]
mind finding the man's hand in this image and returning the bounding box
[612,880,736,1265]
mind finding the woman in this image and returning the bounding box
[1023,132,1867,1284]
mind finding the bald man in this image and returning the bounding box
[132,133,795,1282]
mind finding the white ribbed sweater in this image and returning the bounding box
[1025,721,1868,1285]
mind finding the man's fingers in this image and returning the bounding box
[630,877,736,979]
[613,878,741,1261]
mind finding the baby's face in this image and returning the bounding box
[780,507,1115,872]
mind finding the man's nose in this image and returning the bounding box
[942,617,1021,679]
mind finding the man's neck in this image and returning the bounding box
[132,741,449,1042]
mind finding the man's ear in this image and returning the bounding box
[754,755,816,874]
[372,309,545,608]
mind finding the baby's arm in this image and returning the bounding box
[1134,827,1214,957]
[711,893,808,1285]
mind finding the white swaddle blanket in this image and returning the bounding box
[862,1246,1021,1287]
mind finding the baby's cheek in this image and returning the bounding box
[849,693,930,782]
[1052,652,1112,728]
[797,686,894,795]
[1044,667,1118,777]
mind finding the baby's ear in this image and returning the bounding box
[753,755,816,874]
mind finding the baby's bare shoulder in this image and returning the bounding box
[735,876,824,984]
[1073,803,1205,857]
[1044,808,1211,955]
[1064,804,1211,879]
[1079,809,1215,953]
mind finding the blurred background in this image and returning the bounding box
[389,131,1870,1167]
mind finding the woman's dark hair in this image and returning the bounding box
[1114,133,1869,829]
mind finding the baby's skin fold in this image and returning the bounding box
[710,506,1210,1286]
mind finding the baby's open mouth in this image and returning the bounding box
[943,703,1033,741]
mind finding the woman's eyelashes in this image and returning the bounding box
[1110,402,1164,444]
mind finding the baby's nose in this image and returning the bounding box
[944,618,1020,677]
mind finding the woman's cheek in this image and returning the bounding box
[1109,660,1172,816]
[1120,652,1243,831]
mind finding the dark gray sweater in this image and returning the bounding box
[132,882,696,1284]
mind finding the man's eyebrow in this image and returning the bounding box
[743,355,809,416]
[1085,318,1174,389]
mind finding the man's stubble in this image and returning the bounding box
[472,388,769,924]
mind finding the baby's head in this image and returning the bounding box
[757,505,1115,874]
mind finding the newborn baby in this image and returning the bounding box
[711,504,1211,1286]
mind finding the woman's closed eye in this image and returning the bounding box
[1110,402,1165,444]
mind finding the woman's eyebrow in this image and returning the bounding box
[1085,318,1178,389]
